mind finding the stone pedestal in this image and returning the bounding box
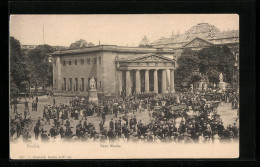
[219,82,226,90]
[88,89,98,102]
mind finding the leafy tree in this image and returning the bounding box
[198,46,235,83]
[10,37,29,97]
[176,45,235,86]
[27,45,54,92]
[206,69,220,84]
[69,39,95,49]
[175,48,199,85]
[190,71,202,84]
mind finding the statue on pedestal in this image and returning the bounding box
[88,76,98,103]
[218,73,226,90]
[89,77,96,89]
[219,73,223,82]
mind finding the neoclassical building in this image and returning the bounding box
[140,22,239,89]
[140,22,239,59]
[51,45,176,97]
[52,23,239,96]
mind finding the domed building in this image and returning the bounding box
[146,23,239,58]
[139,36,152,48]
[144,23,239,90]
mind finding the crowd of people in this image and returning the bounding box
[10,89,239,144]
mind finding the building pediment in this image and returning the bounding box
[183,37,214,48]
[117,54,174,63]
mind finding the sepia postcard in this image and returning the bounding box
[9,14,239,159]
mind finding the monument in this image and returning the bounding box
[218,73,226,90]
[88,77,99,102]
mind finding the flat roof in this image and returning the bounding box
[51,45,175,56]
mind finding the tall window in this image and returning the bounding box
[75,78,78,91]
[63,78,66,90]
[63,60,66,66]
[87,58,90,64]
[81,59,84,65]
[81,78,84,91]
[75,59,77,65]
[69,60,72,65]
[100,81,102,88]
[69,78,72,91]
[94,58,97,64]
[99,57,101,64]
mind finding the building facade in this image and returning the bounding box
[52,45,176,97]
[140,23,239,89]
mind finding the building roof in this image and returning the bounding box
[51,45,175,56]
[151,23,239,47]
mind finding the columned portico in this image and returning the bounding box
[135,70,141,94]
[153,69,158,94]
[145,70,149,93]
[161,69,167,93]
[116,53,176,96]
[170,69,175,93]
[117,70,123,95]
[125,70,131,96]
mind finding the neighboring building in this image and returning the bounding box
[141,23,239,89]
[141,22,239,60]
[51,45,176,97]
[21,45,38,50]
[21,45,69,51]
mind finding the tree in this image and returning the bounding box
[198,46,235,83]
[175,48,199,85]
[10,37,29,97]
[206,69,220,85]
[27,45,54,92]
[175,46,235,87]
[69,39,95,49]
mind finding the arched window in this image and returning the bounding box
[63,60,66,66]
[75,59,77,65]
[69,60,72,65]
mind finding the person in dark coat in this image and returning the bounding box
[109,119,114,130]
[107,129,116,142]
[102,111,106,123]
[49,126,56,137]
[32,101,35,111]
[40,131,50,142]
[34,124,40,140]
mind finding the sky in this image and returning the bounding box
[9,14,239,47]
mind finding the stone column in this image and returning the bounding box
[125,70,131,96]
[56,56,62,91]
[153,69,158,94]
[117,70,123,96]
[135,70,141,94]
[161,69,167,93]
[145,70,149,93]
[170,69,175,93]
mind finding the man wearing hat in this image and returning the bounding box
[110,118,114,131]
[33,123,40,140]
[49,125,56,137]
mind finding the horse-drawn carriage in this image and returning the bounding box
[205,101,221,112]
[152,104,186,121]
